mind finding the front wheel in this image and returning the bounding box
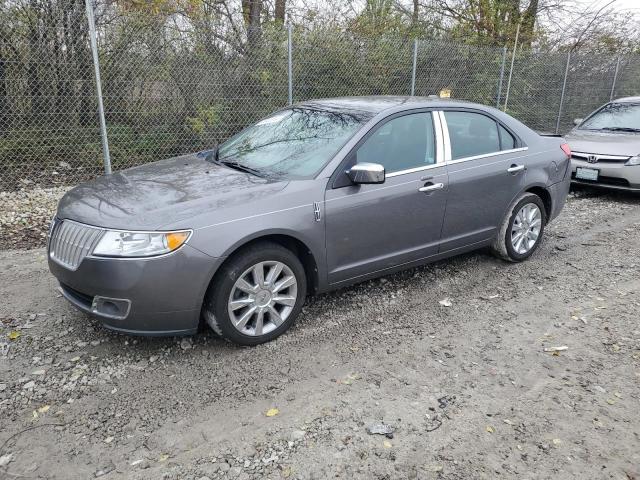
[203,242,307,346]
[492,193,547,262]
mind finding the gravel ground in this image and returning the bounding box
[1,188,639,479]
[0,187,70,250]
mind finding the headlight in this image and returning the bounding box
[92,230,191,258]
[626,155,640,166]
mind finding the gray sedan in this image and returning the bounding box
[566,96,640,190]
[48,96,571,345]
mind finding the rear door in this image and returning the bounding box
[438,109,528,252]
[325,110,448,285]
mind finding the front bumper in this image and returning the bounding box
[571,159,640,191]
[49,244,223,336]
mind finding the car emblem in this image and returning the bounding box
[587,155,598,164]
[313,202,321,222]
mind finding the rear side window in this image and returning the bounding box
[444,111,500,160]
[499,124,516,150]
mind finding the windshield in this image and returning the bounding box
[579,102,640,131]
[217,107,372,179]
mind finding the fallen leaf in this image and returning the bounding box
[439,298,452,307]
[266,408,279,417]
[7,331,21,340]
[486,426,494,433]
[606,399,616,405]
[37,405,50,414]
[383,440,392,448]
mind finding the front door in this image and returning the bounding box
[325,111,448,285]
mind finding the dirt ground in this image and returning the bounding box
[1,188,639,480]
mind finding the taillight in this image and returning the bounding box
[560,143,571,158]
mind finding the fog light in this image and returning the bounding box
[91,296,131,320]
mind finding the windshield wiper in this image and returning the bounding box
[219,160,266,178]
[600,127,640,133]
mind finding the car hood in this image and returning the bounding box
[565,129,640,157]
[57,153,288,230]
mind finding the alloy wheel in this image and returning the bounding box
[511,203,542,254]
[228,261,298,336]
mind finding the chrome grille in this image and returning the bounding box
[571,152,630,163]
[49,219,104,271]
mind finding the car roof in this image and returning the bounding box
[612,96,640,104]
[296,95,478,114]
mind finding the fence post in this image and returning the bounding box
[410,39,418,96]
[555,51,571,135]
[85,0,111,175]
[287,23,293,105]
[496,46,507,108]
[503,22,520,112]
[609,55,621,101]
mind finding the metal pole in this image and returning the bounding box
[609,55,621,101]
[496,46,507,108]
[85,0,111,175]
[287,23,293,105]
[410,39,418,96]
[555,51,571,135]
[503,23,520,112]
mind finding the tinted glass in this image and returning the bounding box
[218,107,372,179]
[356,113,436,173]
[580,103,640,131]
[499,124,516,150]
[444,111,500,160]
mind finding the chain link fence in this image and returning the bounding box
[2,3,640,191]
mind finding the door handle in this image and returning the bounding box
[507,164,525,174]
[418,182,444,193]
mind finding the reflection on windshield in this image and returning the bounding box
[217,107,372,179]
[580,103,640,131]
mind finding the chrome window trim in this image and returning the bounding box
[446,147,529,165]
[432,111,445,165]
[386,162,443,178]
[437,111,452,162]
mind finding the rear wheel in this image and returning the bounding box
[492,193,546,262]
[203,242,307,346]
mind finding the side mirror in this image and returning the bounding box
[573,118,583,126]
[347,162,385,184]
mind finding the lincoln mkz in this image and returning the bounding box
[48,96,572,345]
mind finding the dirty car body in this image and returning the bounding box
[566,96,640,191]
[48,96,571,344]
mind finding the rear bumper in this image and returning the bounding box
[571,159,640,191]
[49,244,224,336]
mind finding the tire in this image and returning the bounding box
[203,242,307,346]
[491,192,547,262]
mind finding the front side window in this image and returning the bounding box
[218,107,373,179]
[579,103,640,132]
[444,111,500,160]
[355,112,436,173]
